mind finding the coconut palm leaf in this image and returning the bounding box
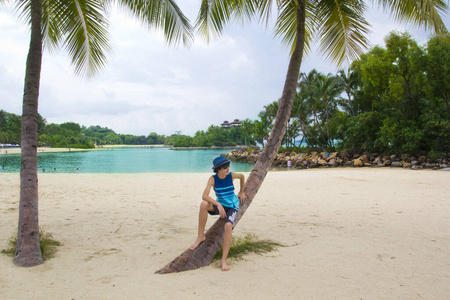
[116,0,193,47]
[314,0,371,66]
[375,0,449,34]
[195,0,258,42]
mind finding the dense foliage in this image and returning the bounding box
[281,32,449,156]
[1,33,448,155]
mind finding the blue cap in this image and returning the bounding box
[212,155,230,170]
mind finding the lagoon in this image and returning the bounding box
[0,147,254,173]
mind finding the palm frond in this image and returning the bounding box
[42,0,65,52]
[59,0,111,78]
[195,0,258,42]
[314,0,371,67]
[273,0,314,55]
[374,0,449,34]
[117,0,193,47]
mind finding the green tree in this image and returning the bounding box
[426,35,450,116]
[1,0,192,267]
[310,73,343,148]
[0,110,22,144]
[253,114,271,147]
[337,67,359,117]
[349,31,449,154]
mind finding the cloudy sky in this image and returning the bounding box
[0,2,449,136]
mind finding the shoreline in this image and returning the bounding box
[0,145,168,155]
[1,169,449,299]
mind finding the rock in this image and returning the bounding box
[344,161,354,167]
[318,159,328,166]
[391,161,403,167]
[327,152,338,160]
[400,154,410,162]
[359,155,369,163]
[223,149,439,171]
[401,161,412,168]
[353,159,364,167]
[374,156,383,164]
[309,163,320,168]
[327,158,337,167]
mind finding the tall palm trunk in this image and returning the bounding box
[324,96,330,148]
[14,0,44,267]
[157,1,306,274]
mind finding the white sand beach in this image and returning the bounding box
[1,169,449,299]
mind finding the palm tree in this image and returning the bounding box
[311,73,343,148]
[157,0,448,273]
[253,114,272,147]
[338,67,359,116]
[299,71,329,147]
[292,90,314,147]
[1,0,192,267]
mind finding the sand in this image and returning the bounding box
[0,169,449,299]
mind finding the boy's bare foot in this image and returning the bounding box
[189,236,206,250]
[221,261,230,271]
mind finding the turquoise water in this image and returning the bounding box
[0,147,254,173]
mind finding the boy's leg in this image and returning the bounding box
[221,222,233,271]
[190,200,213,250]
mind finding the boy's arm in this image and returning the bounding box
[202,176,226,218]
[232,173,248,204]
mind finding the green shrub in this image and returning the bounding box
[1,229,62,260]
[428,149,444,162]
[214,233,281,261]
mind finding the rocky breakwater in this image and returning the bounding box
[223,149,450,170]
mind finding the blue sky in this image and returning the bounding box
[0,1,449,136]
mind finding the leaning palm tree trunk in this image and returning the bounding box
[156,2,306,274]
[14,0,44,267]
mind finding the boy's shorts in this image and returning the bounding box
[209,205,238,226]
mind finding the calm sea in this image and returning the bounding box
[0,147,254,173]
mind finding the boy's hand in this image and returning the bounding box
[238,191,248,204]
[218,204,226,218]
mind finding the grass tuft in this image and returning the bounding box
[214,233,281,261]
[1,229,62,260]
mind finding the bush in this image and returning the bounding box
[428,149,445,162]
[214,233,281,261]
[1,229,62,260]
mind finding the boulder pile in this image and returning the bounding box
[223,149,450,170]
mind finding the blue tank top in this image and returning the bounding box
[213,172,239,210]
